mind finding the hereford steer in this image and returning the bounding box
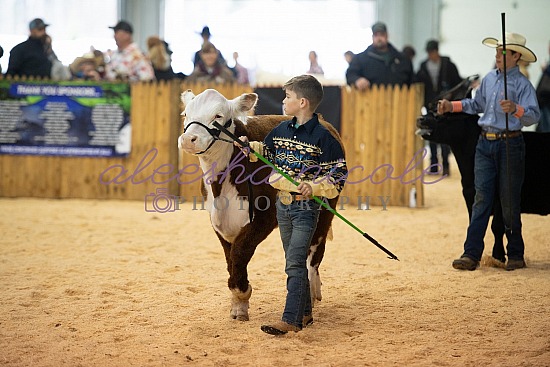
[417,112,550,261]
[178,89,342,320]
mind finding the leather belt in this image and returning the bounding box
[277,191,311,205]
[481,131,522,140]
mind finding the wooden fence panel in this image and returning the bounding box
[340,83,425,207]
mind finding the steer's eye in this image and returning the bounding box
[215,114,223,119]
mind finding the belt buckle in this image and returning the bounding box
[278,191,292,205]
[485,132,498,140]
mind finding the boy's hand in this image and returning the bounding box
[297,182,313,197]
[437,99,452,115]
[500,100,517,114]
[234,136,249,155]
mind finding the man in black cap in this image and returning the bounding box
[346,21,413,89]
[6,18,54,78]
[416,39,463,176]
[104,20,154,82]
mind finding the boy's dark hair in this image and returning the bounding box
[283,74,324,111]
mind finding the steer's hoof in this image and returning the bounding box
[230,285,252,322]
[231,313,249,321]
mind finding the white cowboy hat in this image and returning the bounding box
[482,32,537,63]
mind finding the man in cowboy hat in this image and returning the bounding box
[438,32,540,271]
[193,25,227,68]
[70,54,102,81]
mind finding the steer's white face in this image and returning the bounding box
[178,89,232,156]
[178,89,258,160]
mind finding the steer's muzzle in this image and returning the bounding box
[178,133,201,154]
[415,114,436,138]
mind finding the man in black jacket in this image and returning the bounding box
[416,39,463,176]
[346,22,413,89]
[6,18,53,78]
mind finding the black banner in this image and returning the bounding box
[254,86,342,132]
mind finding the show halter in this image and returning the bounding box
[184,117,255,223]
[183,118,233,155]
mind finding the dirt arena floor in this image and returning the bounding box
[1,157,549,367]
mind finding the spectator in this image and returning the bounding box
[438,32,540,271]
[69,55,102,81]
[91,48,106,78]
[344,50,354,65]
[307,51,324,75]
[193,26,226,67]
[104,20,155,82]
[44,34,71,81]
[187,42,235,84]
[416,39,462,176]
[518,59,530,79]
[402,45,416,63]
[231,51,249,84]
[346,22,413,89]
[147,36,184,81]
[6,18,54,78]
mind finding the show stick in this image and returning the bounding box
[212,121,399,261]
[501,12,514,235]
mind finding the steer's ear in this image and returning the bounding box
[231,93,258,114]
[181,90,195,109]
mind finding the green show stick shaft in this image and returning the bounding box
[212,121,399,261]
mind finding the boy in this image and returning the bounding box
[236,75,347,334]
[438,32,540,271]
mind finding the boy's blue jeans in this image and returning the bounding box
[276,198,320,328]
[463,134,525,262]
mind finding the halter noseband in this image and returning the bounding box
[183,118,233,154]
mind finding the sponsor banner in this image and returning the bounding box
[0,80,131,157]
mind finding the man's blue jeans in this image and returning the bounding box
[276,198,320,328]
[463,134,525,261]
